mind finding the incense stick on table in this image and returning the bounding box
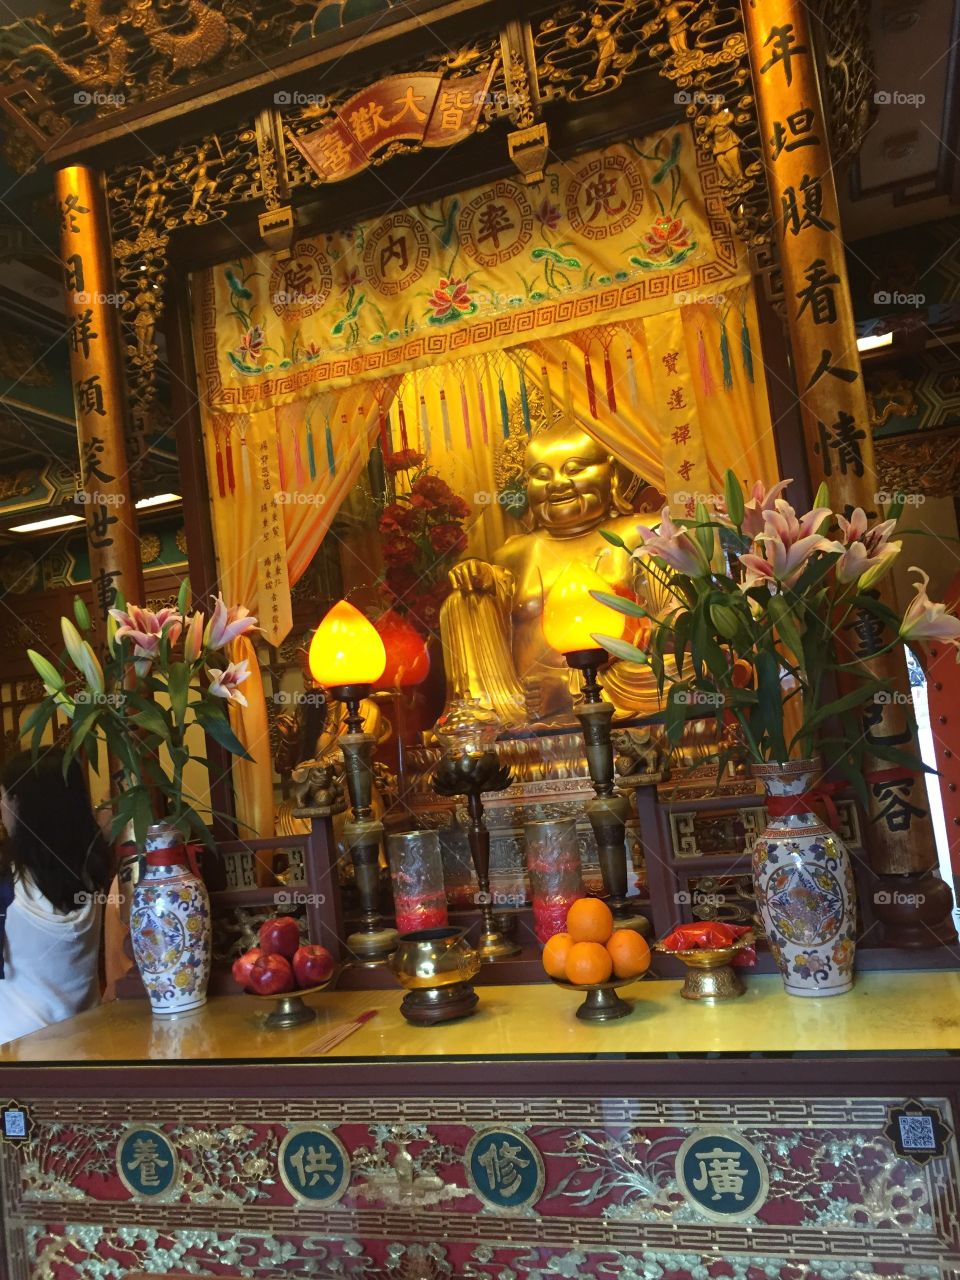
[303,1008,378,1055]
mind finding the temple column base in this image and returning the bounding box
[871,871,958,948]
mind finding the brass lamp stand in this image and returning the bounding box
[332,683,398,964]
[433,745,519,962]
[565,648,647,932]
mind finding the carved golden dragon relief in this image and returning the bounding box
[10,0,242,98]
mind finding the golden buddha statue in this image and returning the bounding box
[440,421,665,726]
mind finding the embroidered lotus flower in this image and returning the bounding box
[427,277,473,321]
[643,215,692,257]
[835,507,901,587]
[338,267,361,294]
[205,659,251,707]
[235,325,264,363]
[634,507,711,578]
[739,500,840,589]
[899,567,960,654]
[203,594,259,650]
[535,198,562,231]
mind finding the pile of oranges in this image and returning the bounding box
[541,898,651,986]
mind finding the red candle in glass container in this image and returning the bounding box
[524,817,584,945]
[387,830,449,937]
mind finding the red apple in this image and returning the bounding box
[293,944,335,988]
[258,915,301,958]
[231,946,262,988]
[247,952,295,995]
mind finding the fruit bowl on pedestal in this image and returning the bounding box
[249,967,342,1030]
[549,974,647,1022]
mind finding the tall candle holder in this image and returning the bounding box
[308,600,398,964]
[432,699,519,962]
[543,563,648,932]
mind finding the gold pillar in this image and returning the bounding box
[744,0,954,939]
[56,165,143,633]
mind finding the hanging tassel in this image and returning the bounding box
[697,328,715,397]
[397,396,409,450]
[561,359,573,420]
[225,433,236,494]
[478,374,489,445]
[419,393,431,454]
[519,368,532,436]
[719,313,733,391]
[541,364,554,425]
[325,416,339,475]
[383,407,394,457]
[583,349,598,418]
[602,346,617,413]
[624,345,640,409]
[292,423,305,489]
[739,302,754,383]
[377,399,390,454]
[439,388,452,449]
[306,417,317,480]
[214,440,226,499]
[459,378,472,448]
[497,374,510,439]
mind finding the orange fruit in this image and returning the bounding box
[566,897,614,945]
[542,932,573,980]
[565,940,613,986]
[606,929,652,980]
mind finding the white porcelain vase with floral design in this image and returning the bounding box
[130,822,211,1016]
[751,760,857,997]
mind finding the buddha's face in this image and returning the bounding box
[525,428,613,535]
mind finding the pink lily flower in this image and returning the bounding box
[108,604,183,674]
[835,508,901,587]
[899,568,960,653]
[740,478,792,538]
[205,659,251,707]
[635,507,711,578]
[204,594,259,651]
[739,499,841,589]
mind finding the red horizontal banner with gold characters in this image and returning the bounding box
[194,124,748,413]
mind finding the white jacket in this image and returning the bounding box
[0,875,101,1046]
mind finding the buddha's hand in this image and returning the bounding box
[448,558,497,595]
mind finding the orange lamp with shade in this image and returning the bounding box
[306,599,398,963]
[542,562,647,932]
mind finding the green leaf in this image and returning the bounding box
[599,528,628,549]
[167,662,191,729]
[723,470,744,528]
[813,480,830,510]
[694,501,714,563]
[590,589,648,618]
[195,704,253,760]
[767,593,804,666]
[664,683,689,744]
[672,610,691,678]
[867,741,934,775]
[26,699,55,758]
[591,634,649,664]
[801,679,888,735]
[131,704,172,742]
[754,648,787,761]
[886,492,905,523]
[177,577,191,615]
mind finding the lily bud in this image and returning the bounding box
[183,610,204,663]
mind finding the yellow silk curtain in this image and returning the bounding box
[200,381,398,838]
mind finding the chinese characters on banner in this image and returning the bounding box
[55,166,142,632]
[649,311,712,516]
[291,67,496,184]
[744,0,937,869]
[252,421,293,647]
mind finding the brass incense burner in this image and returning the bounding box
[389,927,481,1025]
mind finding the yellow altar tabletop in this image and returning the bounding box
[1,971,958,1063]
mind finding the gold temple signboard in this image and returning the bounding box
[290,66,497,184]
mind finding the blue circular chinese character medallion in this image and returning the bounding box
[278,1125,351,1205]
[465,1127,544,1214]
[116,1126,179,1199]
[676,1126,768,1221]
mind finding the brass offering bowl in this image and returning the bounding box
[655,932,754,1003]
[549,975,643,1022]
[389,927,481,1026]
[251,968,341,1030]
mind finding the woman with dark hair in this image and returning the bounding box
[0,748,112,1044]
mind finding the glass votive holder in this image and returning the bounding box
[387,829,450,935]
[439,824,475,910]
[523,817,584,944]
